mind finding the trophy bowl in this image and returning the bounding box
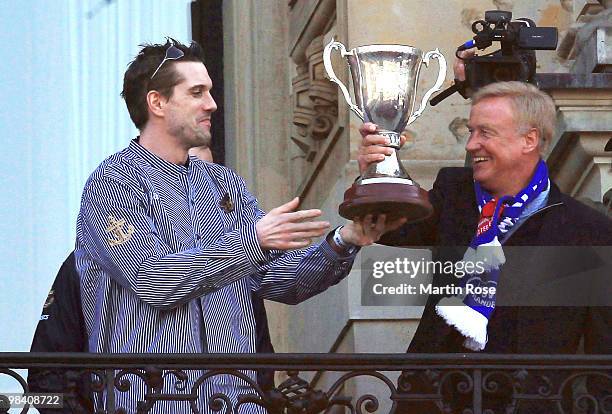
[323,39,446,223]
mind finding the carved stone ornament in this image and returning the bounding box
[557,0,612,64]
[291,35,338,162]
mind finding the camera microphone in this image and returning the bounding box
[457,40,476,51]
[430,81,466,106]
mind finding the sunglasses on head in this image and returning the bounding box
[150,43,184,79]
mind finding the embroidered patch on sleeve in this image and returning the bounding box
[106,215,135,247]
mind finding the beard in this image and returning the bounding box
[167,118,212,149]
[192,126,212,148]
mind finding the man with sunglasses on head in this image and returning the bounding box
[27,146,274,413]
[75,38,404,413]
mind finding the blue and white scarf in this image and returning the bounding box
[435,160,550,351]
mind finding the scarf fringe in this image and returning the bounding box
[436,299,488,351]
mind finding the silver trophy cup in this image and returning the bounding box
[323,39,446,222]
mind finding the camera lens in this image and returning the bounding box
[471,20,488,34]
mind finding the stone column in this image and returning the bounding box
[547,0,612,211]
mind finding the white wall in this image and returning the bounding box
[0,0,193,397]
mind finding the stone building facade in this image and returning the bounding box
[218,0,611,396]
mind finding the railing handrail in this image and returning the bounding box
[2,352,610,413]
[1,352,611,370]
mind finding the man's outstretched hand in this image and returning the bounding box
[341,214,407,246]
[256,198,408,251]
[256,197,330,250]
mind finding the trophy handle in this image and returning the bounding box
[323,39,365,121]
[407,49,447,125]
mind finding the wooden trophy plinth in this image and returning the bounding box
[339,181,433,223]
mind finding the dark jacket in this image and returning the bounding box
[28,253,93,413]
[383,168,611,413]
[28,253,275,413]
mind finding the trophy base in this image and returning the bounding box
[339,181,433,223]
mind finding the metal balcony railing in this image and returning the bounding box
[0,353,610,413]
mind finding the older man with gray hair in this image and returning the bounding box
[358,80,611,413]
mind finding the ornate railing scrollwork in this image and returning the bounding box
[0,368,29,414]
[0,353,610,413]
